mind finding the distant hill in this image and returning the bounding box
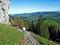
[10,12,60,22]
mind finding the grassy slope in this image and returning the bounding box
[43,20,60,26]
[31,32,60,45]
[36,35,60,45]
[43,20,60,32]
[0,24,24,45]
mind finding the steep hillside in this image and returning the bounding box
[31,32,60,45]
[43,20,60,31]
[0,24,24,45]
[36,35,60,45]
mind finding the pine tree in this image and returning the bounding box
[37,16,43,34]
[37,16,49,39]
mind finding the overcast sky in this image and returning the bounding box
[9,0,60,14]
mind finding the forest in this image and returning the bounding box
[9,12,60,43]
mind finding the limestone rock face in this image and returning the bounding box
[0,0,10,24]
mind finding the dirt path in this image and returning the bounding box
[17,29,41,45]
[24,31,41,45]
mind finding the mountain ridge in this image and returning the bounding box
[10,11,60,22]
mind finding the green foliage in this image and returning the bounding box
[43,20,60,32]
[9,16,29,30]
[43,20,60,40]
[17,17,25,29]
[36,35,60,45]
[37,16,43,34]
[29,16,60,40]
[36,16,50,39]
[0,24,24,45]
[10,14,60,42]
[40,23,50,39]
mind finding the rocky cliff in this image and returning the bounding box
[0,0,10,24]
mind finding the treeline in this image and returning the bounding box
[9,15,60,42]
[28,16,60,42]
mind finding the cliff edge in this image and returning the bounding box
[0,0,10,24]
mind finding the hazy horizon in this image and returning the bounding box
[9,0,60,14]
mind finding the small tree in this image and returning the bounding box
[17,17,24,29]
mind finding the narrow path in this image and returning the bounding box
[24,31,41,45]
[17,29,41,45]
